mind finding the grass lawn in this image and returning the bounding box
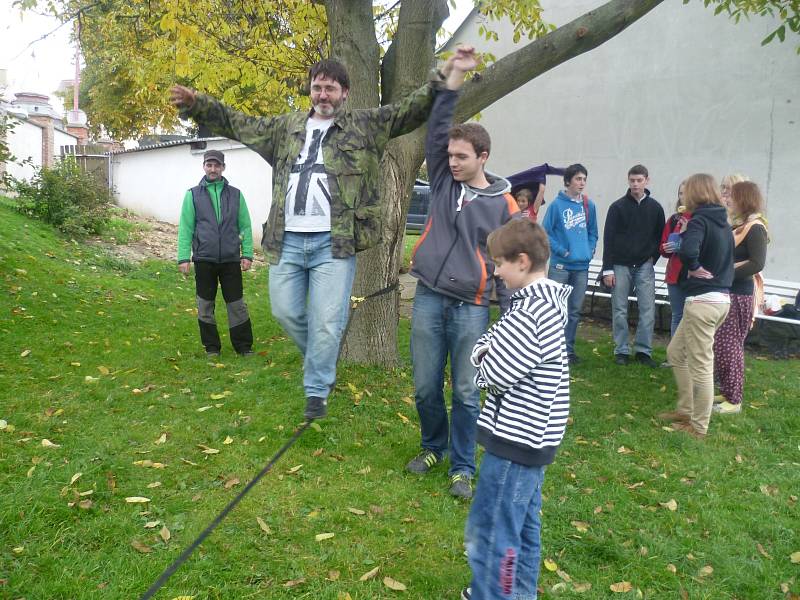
[1,203,799,599]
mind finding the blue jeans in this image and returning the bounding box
[547,267,588,356]
[410,283,489,476]
[667,283,686,337]
[268,232,356,399]
[465,452,545,600]
[611,261,656,357]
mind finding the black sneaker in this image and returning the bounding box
[635,352,659,368]
[405,450,440,474]
[237,350,255,357]
[614,353,629,365]
[568,353,581,365]
[461,587,472,600]
[449,473,473,499]
[304,396,327,420]
[206,350,221,358]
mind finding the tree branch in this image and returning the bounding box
[454,0,666,122]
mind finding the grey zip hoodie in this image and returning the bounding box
[410,89,518,308]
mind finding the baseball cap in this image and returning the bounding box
[203,149,225,164]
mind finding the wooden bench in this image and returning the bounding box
[583,258,800,327]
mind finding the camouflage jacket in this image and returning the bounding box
[182,82,440,263]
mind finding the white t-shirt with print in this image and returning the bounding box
[284,116,333,232]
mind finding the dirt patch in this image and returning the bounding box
[86,212,266,267]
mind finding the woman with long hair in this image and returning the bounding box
[660,181,690,337]
[659,174,734,438]
[712,181,768,414]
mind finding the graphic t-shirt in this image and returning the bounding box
[285,116,334,232]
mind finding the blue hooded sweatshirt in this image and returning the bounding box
[542,190,598,271]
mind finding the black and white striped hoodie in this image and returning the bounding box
[471,278,571,466]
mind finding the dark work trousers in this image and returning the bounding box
[194,261,253,354]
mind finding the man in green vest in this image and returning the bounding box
[177,149,254,357]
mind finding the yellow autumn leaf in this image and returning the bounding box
[287,464,303,473]
[98,365,110,375]
[160,525,171,543]
[147,481,162,489]
[197,405,212,412]
[125,496,151,503]
[659,499,678,511]
[223,436,233,445]
[383,576,407,591]
[570,521,589,532]
[70,472,82,485]
[170,596,195,600]
[154,433,167,445]
[144,521,160,529]
[348,507,366,515]
[359,566,380,581]
[20,349,31,357]
[573,582,592,593]
[666,564,677,573]
[610,581,632,592]
[698,565,713,577]
[131,540,152,553]
[327,570,340,581]
[256,516,272,534]
[543,558,558,571]
[315,532,335,542]
[790,551,800,564]
[41,439,61,448]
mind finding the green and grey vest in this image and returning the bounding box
[190,177,243,263]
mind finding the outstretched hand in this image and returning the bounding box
[445,45,480,74]
[169,85,196,109]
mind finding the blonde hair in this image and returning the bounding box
[721,173,748,190]
[683,174,723,211]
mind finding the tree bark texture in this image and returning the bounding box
[329,0,665,365]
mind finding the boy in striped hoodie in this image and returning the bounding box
[462,219,571,600]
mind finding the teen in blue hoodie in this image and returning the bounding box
[541,164,598,364]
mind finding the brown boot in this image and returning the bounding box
[671,421,706,440]
[657,411,690,424]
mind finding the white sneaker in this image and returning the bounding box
[713,400,742,414]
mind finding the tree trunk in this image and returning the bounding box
[331,0,666,365]
[337,0,446,366]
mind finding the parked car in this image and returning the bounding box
[405,179,431,232]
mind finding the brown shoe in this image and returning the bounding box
[671,421,706,439]
[657,411,690,424]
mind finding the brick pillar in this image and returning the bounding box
[28,115,55,167]
[67,125,89,146]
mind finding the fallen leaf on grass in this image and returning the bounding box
[659,499,678,511]
[570,521,589,532]
[312,448,324,457]
[159,525,171,543]
[41,439,60,448]
[666,564,677,573]
[697,565,713,577]
[196,406,213,412]
[223,436,233,445]
[756,543,772,559]
[83,376,98,385]
[348,507,366,515]
[78,500,93,510]
[20,349,31,358]
[543,558,558,572]
[197,445,219,454]
[315,532,335,542]
[617,446,633,454]
[170,596,195,600]
[224,478,240,489]
[760,484,778,497]
[283,578,305,588]
[610,581,632,593]
[359,567,380,581]
[573,582,592,593]
[790,551,800,564]
[327,570,340,581]
[131,540,152,553]
[133,460,166,469]
[154,433,167,445]
[357,466,371,475]
[97,365,110,375]
[181,458,198,466]
[556,569,572,582]
[125,497,151,503]
[12,546,24,554]
[256,517,272,534]
[287,464,303,474]
[147,482,161,489]
[70,472,82,485]
[144,521,161,529]
[383,576,407,591]
[396,412,410,424]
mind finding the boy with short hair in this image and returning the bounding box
[462,218,571,600]
[542,163,598,364]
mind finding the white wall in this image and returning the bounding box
[53,128,78,155]
[448,0,800,281]
[6,119,42,181]
[110,139,272,245]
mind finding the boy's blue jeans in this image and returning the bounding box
[268,232,356,399]
[546,267,587,356]
[410,283,488,476]
[465,452,545,600]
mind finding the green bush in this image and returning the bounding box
[14,157,113,237]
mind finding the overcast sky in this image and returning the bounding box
[0,0,474,113]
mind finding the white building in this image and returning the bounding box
[447,0,799,281]
[109,138,272,245]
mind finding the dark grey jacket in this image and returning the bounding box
[410,90,518,308]
[191,177,244,263]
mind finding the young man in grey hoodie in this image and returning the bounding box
[406,47,519,499]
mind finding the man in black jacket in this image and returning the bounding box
[601,165,665,366]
